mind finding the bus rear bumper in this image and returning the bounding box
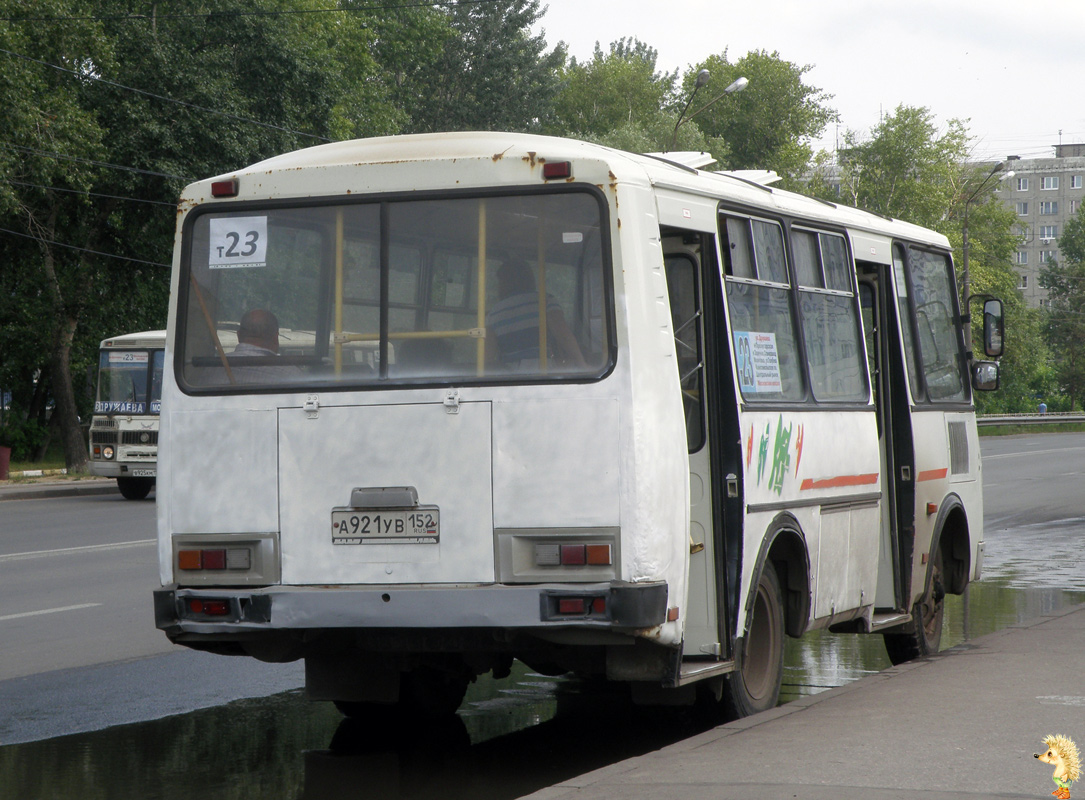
[153,581,668,637]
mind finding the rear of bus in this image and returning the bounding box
[153,134,690,712]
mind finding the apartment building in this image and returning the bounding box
[998,144,1085,307]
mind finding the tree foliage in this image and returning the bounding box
[550,38,676,137]
[405,0,563,133]
[1041,206,1085,410]
[0,0,414,468]
[807,106,1048,413]
[682,49,835,183]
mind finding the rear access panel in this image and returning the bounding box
[278,401,493,585]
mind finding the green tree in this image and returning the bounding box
[830,105,971,228]
[550,38,677,137]
[1041,206,1085,410]
[406,0,564,133]
[546,37,725,157]
[807,106,1048,412]
[0,0,407,469]
[683,49,835,183]
[0,1,116,467]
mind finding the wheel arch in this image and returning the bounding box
[931,493,970,596]
[747,513,811,639]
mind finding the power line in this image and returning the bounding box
[0,225,170,268]
[0,142,188,180]
[0,46,331,144]
[6,180,175,206]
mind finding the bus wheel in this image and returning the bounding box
[720,563,785,719]
[883,546,945,665]
[117,476,154,500]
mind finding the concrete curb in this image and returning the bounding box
[0,478,120,502]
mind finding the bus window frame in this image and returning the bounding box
[174,184,619,396]
[790,224,870,405]
[719,206,872,410]
[892,242,973,409]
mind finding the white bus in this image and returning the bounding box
[153,133,1003,717]
[88,330,166,500]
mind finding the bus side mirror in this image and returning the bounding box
[982,298,1003,358]
[972,360,999,392]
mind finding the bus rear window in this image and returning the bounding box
[178,191,612,391]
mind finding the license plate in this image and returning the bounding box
[131,469,157,477]
[331,506,439,544]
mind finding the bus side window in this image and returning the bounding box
[720,213,805,402]
[665,251,705,452]
[723,217,754,279]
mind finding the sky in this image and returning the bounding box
[532,0,1085,162]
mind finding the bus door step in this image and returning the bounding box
[675,658,736,686]
[869,612,912,631]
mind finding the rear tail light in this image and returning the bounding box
[178,548,251,571]
[534,542,612,567]
[187,598,230,616]
[545,593,608,620]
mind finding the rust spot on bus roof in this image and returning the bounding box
[492,146,514,162]
[523,151,538,168]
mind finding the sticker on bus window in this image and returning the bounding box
[734,331,782,393]
[563,231,584,244]
[208,216,268,269]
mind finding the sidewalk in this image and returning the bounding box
[526,603,1085,799]
[0,476,117,502]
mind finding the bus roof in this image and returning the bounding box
[193,131,949,251]
[100,330,167,349]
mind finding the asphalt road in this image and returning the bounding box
[0,491,169,682]
[977,432,1085,590]
[1,431,1083,746]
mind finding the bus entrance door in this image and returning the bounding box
[858,262,915,616]
[665,232,738,661]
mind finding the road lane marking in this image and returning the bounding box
[0,603,102,622]
[0,539,154,562]
[983,446,1085,460]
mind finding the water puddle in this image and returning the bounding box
[2,580,1081,800]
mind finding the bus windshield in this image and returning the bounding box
[95,350,164,414]
[178,190,612,391]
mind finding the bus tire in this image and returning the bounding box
[883,546,945,665]
[720,562,785,719]
[117,476,154,500]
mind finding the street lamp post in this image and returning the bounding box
[961,161,1014,348]
[669,72,748,152]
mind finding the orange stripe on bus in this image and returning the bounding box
[800,473,879,490]
[916,468,949,482]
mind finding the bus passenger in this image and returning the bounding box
[234,308,282,357]
[486,262,586,370]
[230,309,302,384]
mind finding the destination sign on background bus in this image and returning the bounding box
[208,216,268,269]
[108,351,149,364]
[95,401,147,414]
